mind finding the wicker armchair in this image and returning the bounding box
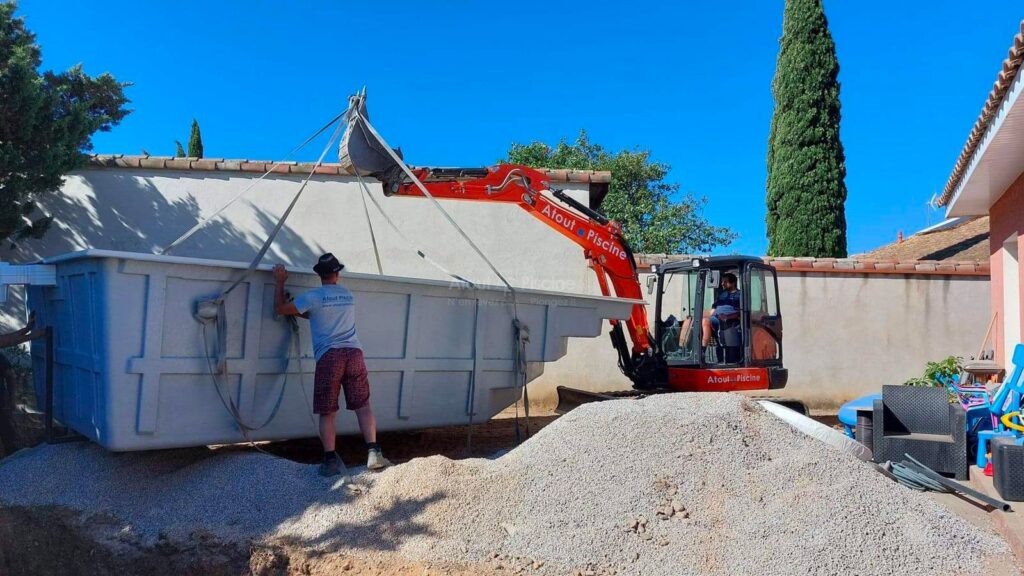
[872,384,968,480]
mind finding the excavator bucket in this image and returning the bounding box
[338,90,404,190]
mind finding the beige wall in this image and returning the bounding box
[2,168,992,413]
[531,270,990,412]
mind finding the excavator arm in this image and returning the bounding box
[383,164,661,386]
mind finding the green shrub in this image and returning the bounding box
[904,356,962,388]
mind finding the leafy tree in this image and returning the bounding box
[187,119,203,158]
[174,140,185,157]
[766,0,847,257]
[505,131,735,254]
[0,1,130,243]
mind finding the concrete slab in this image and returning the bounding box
[967,465,1024,563]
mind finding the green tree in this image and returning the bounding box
[0,1,130,243]
[766,0,847,257]
[505,131,735,254]
[187,118,203,158]
[174,140,185,157]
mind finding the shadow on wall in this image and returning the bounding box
[1,172,326,267]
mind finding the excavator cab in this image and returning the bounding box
[651,256,787,391]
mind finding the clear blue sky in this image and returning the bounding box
[16,1,1024,255]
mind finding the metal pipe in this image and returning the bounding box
[903,455,1011,512]
[43,326,53,443]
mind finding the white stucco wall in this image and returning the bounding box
[2,169,599,295]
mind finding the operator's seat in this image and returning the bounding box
[714,312,742,364]
[710,285,742,364]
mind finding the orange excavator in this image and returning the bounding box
[340,93,792,411]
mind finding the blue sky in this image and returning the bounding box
[16,1,1024,255]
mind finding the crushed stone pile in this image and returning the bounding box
[0,393,1009,575]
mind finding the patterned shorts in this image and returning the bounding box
[313,347,370,414]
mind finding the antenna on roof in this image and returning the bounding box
[925,190,940,227]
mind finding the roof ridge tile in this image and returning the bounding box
[82,154,612,184]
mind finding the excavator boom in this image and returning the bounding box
[385,164,658,383]
[336,91,786,396]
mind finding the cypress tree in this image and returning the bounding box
[174,140,185,157]
[187,119,203,158]
[766,0,847,257]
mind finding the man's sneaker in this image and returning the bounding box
[367,448,392,470]
[318,453,348,478]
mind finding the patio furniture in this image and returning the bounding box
[940,375,998,433]
[986,345,1024,432]
[976,429,1017,468]
[872,385,968,480]
[838,393,880,440]
[991,435,1024,501]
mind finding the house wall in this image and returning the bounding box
[537,270,990,412]
[988,171,1024,365]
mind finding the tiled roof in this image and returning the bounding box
[938,21,1024,207]
[855,216,989,262]
[83,154,612,185]
[636,254,989,276]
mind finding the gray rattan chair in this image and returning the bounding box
[872,385,968,480]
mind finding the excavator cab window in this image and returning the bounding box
[745,263,783,364]
[658,270,701,363]
[655,261,770,369]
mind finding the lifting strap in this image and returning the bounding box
[220,117,347,298]
[357,175,384,275]
[159,110,349,255]
[351,169,475,287]
[352,109,517,298]
[353,108,533,440]
[193,112,347,439]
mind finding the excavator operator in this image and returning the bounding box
[701,272,741,347]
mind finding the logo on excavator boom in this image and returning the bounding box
[540,204,627,260]
[541,204,577,233]
[585,230,628,260]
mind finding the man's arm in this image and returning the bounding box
[273,264,304,317]
[0,312,37,348]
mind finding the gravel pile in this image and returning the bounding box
[0,393,1008,575]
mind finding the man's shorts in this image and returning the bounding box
[313,347,370,414]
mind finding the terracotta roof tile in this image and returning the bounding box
[240,161,267,173]
[139,157,169,169]
[165,158,192,170]
[856,216,989,262]
[940,21,1024,206]
[115,156,140,169]
[190,159,218,171]
[632,253,989,276]
[82,155,612,185]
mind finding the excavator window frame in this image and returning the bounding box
[743,262,785,369]
[654,259,784,370]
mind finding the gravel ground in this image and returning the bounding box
[0,393,1009,575]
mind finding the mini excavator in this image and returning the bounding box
[339,92,798,414]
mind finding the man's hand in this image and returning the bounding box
[272,264,288,285]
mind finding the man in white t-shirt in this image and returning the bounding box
[273,253,390,477]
